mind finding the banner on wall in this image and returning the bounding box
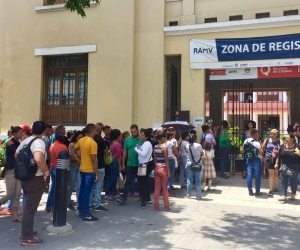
[209,66,300,80]
[190,33,300,69]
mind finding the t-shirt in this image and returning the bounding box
[16,136,47,177]
[219,131,230,148]
[134,141,153,164]
[262,128,271,141]
[171,138,177,147]
[179,140,189,156]
[279,144,300,170]
[124,136,143,167]
[49,141,68,167]
[94,135,107,169]
[200,133,216,149]
[111,142,123,160]
[166,140,174,158]
[265,139,280,158]
[75,136,97,173]
[103,137,111,147]
[186,143,203,162]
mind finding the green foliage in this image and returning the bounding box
[47,0,100,17]
[228,126,243,154]
[280,135,286,144]
[0,148,4,166]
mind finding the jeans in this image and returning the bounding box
[167,159,175,191]
[45,167,56,210]
[105,160,119,196]
[121,166,138,200]
[246,158,261,193]
[220,147,230,174]
[90,168,105,207]
[137,160,154,203]
[281,170,299,196]
[186,162,202,198]
[21,176,45,239]
[68,163,81,206]
[78,172,95,218]
[154,164,169,210]
[179,154,187,186]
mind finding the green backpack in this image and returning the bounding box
[104,149,113,165]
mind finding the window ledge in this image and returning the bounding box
[35,1,97,13]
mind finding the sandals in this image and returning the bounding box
[278,197,287,202]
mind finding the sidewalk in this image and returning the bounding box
[0,175,300,250]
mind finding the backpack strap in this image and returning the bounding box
[188,144,200,163]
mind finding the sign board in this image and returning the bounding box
[193,117,204,125]
[152,122,162,129]
[209,66,300,80]
[190,33,300,69]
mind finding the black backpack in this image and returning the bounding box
[15,137,39,181]
[244,139,258,160]
[200,134,207,146]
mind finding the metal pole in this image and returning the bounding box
[53,150,70,227]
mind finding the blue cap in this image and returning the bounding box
[55,131,64,142]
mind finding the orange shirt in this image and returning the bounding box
[50,141,68,167]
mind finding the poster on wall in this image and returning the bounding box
[209,66,300,80]
[190,33,300,69]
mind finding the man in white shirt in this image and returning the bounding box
[17,121,49,246]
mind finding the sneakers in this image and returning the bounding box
[141,203,147,209]
[255,192,263,197]
[44,208,53,214]
[116,197,126,205]
[82,215,98,221]
[67,204,76,211]
[131,192,139,197]
[20,237,43,246]
[114,194,121,199]
[249,191,254,196]
[273,188,279,194]
[104,196,114,201]
[220,173,229,179]
[145,199,152,204]
[94,205,108,212]
[0,209,12,215]
[268,190,273,196]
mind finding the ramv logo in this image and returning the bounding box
[193,46,213,54]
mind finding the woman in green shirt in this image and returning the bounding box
[219,121,232,179]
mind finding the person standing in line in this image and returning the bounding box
[44,131,68,213]
[0,126,23,221]
[243,129,264,196]
[179,131,190,189]
[72,124,99,222]
[134,129,154,208]
[67,131,83,211]
[262,129,282,196]
[219,120,232,179]
[276,133,300,202]
[153,131,170,211]
[90,123,108,211]
[201,141,216,191]
[102,125,111,190]
[116,125,143,205]
[17,121,50,246]
[261,120,271,179]
[186,134,204,200]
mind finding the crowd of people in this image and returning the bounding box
[0,118,300,246]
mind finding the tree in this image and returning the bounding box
[46,0,100,18]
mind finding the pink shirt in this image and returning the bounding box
[111,142,123,160]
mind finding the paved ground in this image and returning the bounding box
[0,174,300,250]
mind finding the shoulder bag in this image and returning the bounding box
[278,145,297,178]
[188,144,202,172]
[137,155,152,176]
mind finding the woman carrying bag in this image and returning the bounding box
[276,133,300,202]
[186,134,204,200]
[134,129,154,209]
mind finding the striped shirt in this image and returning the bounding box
[154,144,166,166]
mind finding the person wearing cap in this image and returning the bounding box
[243,128,264,196]
[44,131,68,213]
[16,121,50,246]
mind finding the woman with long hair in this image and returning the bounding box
[134,128,154,208]
[276,133,300,202]
[0,126,23,221]
[153,131,170,211]
[67,130,84,210]
[186,134,204,200]
[262,129,282,196]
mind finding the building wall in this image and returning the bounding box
[165,0,300,25]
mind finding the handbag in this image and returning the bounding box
[137,155,152,176]
[279,163,296,178]
[188,145,202,172]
